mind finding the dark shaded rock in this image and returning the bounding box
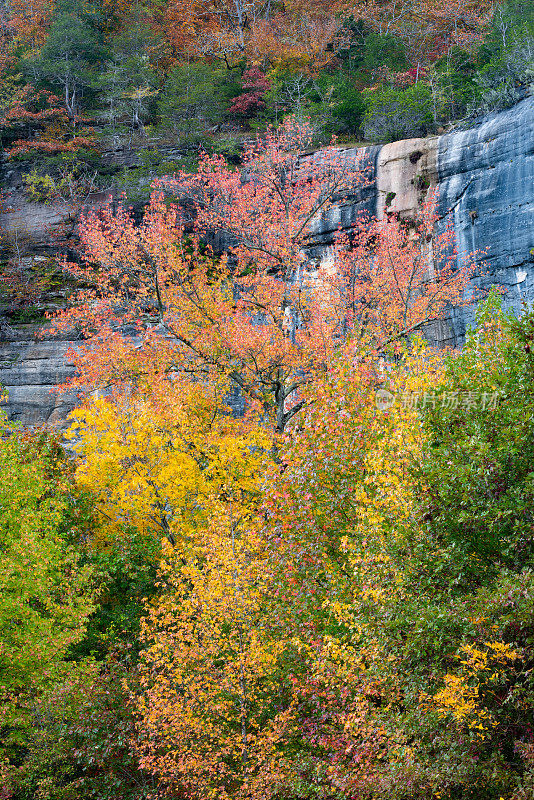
[305,146,381,261]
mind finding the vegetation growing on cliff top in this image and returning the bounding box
[0,0,531,291]
[0,0,532,166]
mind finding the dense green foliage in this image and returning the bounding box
[157,63,240,142]
[0,427,158,798]
[363,81,433,142]
[374,299,534,795]
[0,427,95,766]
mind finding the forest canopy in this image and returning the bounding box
[0,0,532,163]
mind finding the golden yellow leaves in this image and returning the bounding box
[136,501,288,799]
[424,641,518,735]
[333,341,444,564]
[68,379,282,797]
[66,383,271,551]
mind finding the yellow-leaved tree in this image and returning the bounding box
[131,341,448,798]
[136,505,296,800]
[67,382,270,549]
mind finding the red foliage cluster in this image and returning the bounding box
[0,86,96,157]
[229,67,271,117]
[372,65,429,88]
[7,136,97,157]
[0,87,67,128]
[394,66,429,86]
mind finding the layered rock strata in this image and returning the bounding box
[0,332,78,426]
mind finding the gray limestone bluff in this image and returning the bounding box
[1,96,533,426]
[308,95,534,347]
[0,335,79,426]
[437,97,534,343]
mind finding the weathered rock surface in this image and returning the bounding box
[305,95,534,347]
[100,142,188,169]
[306,145,381,262]
[0,191,112,256]
[437,96,534,342]
[376,135,438,220]
[1,96,532,426]
[0,333,79,426]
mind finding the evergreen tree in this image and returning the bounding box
[157,62,239,142]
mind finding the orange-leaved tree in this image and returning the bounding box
[51,117,474,433]
[159,0,275,63]
[0,84,97,161]
[247,11,347,74]
[3,0,54,50]
[325,195,475,349]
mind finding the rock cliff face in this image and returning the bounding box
[1,96,533,426]
[306,95,534,346]
[0,333,78,425]
[437,97,534,342]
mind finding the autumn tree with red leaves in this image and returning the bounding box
[229,67,271,117]
[51,117,474,433]
[354,0,494,66]
[0,85,96,157]
[3,0,54,49]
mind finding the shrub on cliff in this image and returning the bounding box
[363,81,434,142]
[473,38,534,114]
